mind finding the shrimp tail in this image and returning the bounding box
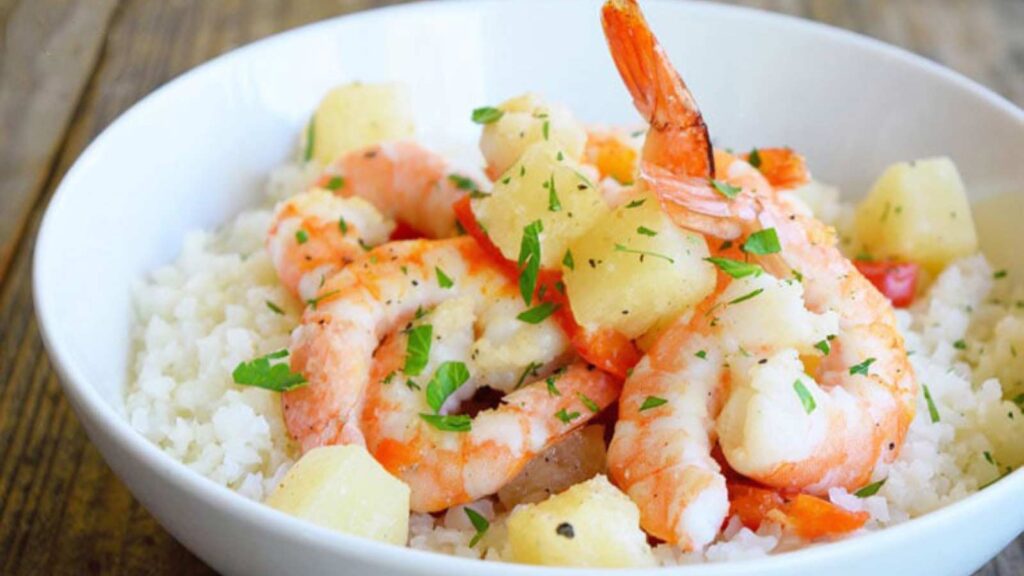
[601,0,714,179]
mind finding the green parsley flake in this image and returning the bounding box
[728,288,764,305]
[435,266,454,289]
[295,229,309,244]
[710,178,741,199]
[793,379,816,414]
[448,174,477,191]
[517,302,559,324]
[517,220,544,305]
[625,198,646,209]
[854,479,886,497]
[555,408,580,424]
[984,451,995,466]
[265,301,285,315]
[325,176,345,191]
[306,289,340,310]
[748,148,763,168]
[849,357,876,376]
[425,361,471,413]
[578,392,600,413]
[338,217,348,235]
[814,339,831,355]
[953,339,967,350]
[403,324,433,376]
[705,257,763,279]
[516,361,542,389]
[742,228,782,255]
[613,243,674,264]
[232,350,307,392]
[562,249,575,271]
[471,106,504,124]
[636,226,657,237]
[464,507,490,547]
[547,174,561,212]
[695,350,707,360]
[419,413,471,432]
[923,384,940,422]
[639,396,668,412]
[546,376,561,396]
[993,269,1008,279]
[542,119,550,140]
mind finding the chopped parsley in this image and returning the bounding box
[639,396,668,412]
[613,243,674,264]
[993,269,1008,279]
[636,226,657,237]
[338,217,348,235]
[814,339,831,355]
[793,379,816,414]
[542,119,550,140]
[546,175,561,212]
[695,350,707,360]
[381,371,396,385]
[517,302,559,324]
[306,289,340,310]
[849,357,876,376]
[854,479,886,497]
[546,376,561,396]
[710,178,741,199]
[728,287,764,305]
[748,148,763,168]
[516,361,542,389]
[923,384,940,422]
[232,350,307,392]
[448,174,477,191]
[419,413,471,432]
[435,266,454,289]
[555,408,580,424]
[464,507,490,547]
[425,361,471,413]
[471,106,504,124]
[984,451,995,466]
[625,198,646,209]
[953,339,967,350]
[403,324,433,376]
[517,220,544,305]
[265,300,285,315]
[578,392,600,413]
[742,228,781,255]
[295,229,309,244]
[325,176,345,191]
[562,249,574,270]
[705,257,763,279]
[303,119,315,162]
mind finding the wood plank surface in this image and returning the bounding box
[0,1,1020,574]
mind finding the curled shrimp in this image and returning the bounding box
[316,140,477,239]
[267,189,393,300]
[602,0,913,548]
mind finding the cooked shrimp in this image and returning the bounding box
[316,141,478,239]
[267,189,393,300]
[602,0,915,548]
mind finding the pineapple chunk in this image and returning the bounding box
[854,157,978,273]
[506,475,655,568]
[304,83,414,165]
[564,194,716,339]
[479,93,587,178]
[265,445,409,545]
[473,143,608,268]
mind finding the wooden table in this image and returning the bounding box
[1,0,1021,573]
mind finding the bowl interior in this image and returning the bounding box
[33,0,1023,572]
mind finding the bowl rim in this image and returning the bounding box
[32,0,1023,573]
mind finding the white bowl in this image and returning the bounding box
[33,1,1024,574]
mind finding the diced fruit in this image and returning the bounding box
[304,83,414,165]
[479,93,588,179]
[507,475,656,568]
[853,260,919,307]
[265,445,410,544]
[473,143,608,269]
[563,193,716,339]
[498,425,607,508]
[853,157,978,273]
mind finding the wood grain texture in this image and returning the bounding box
[0,1,1020,574]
